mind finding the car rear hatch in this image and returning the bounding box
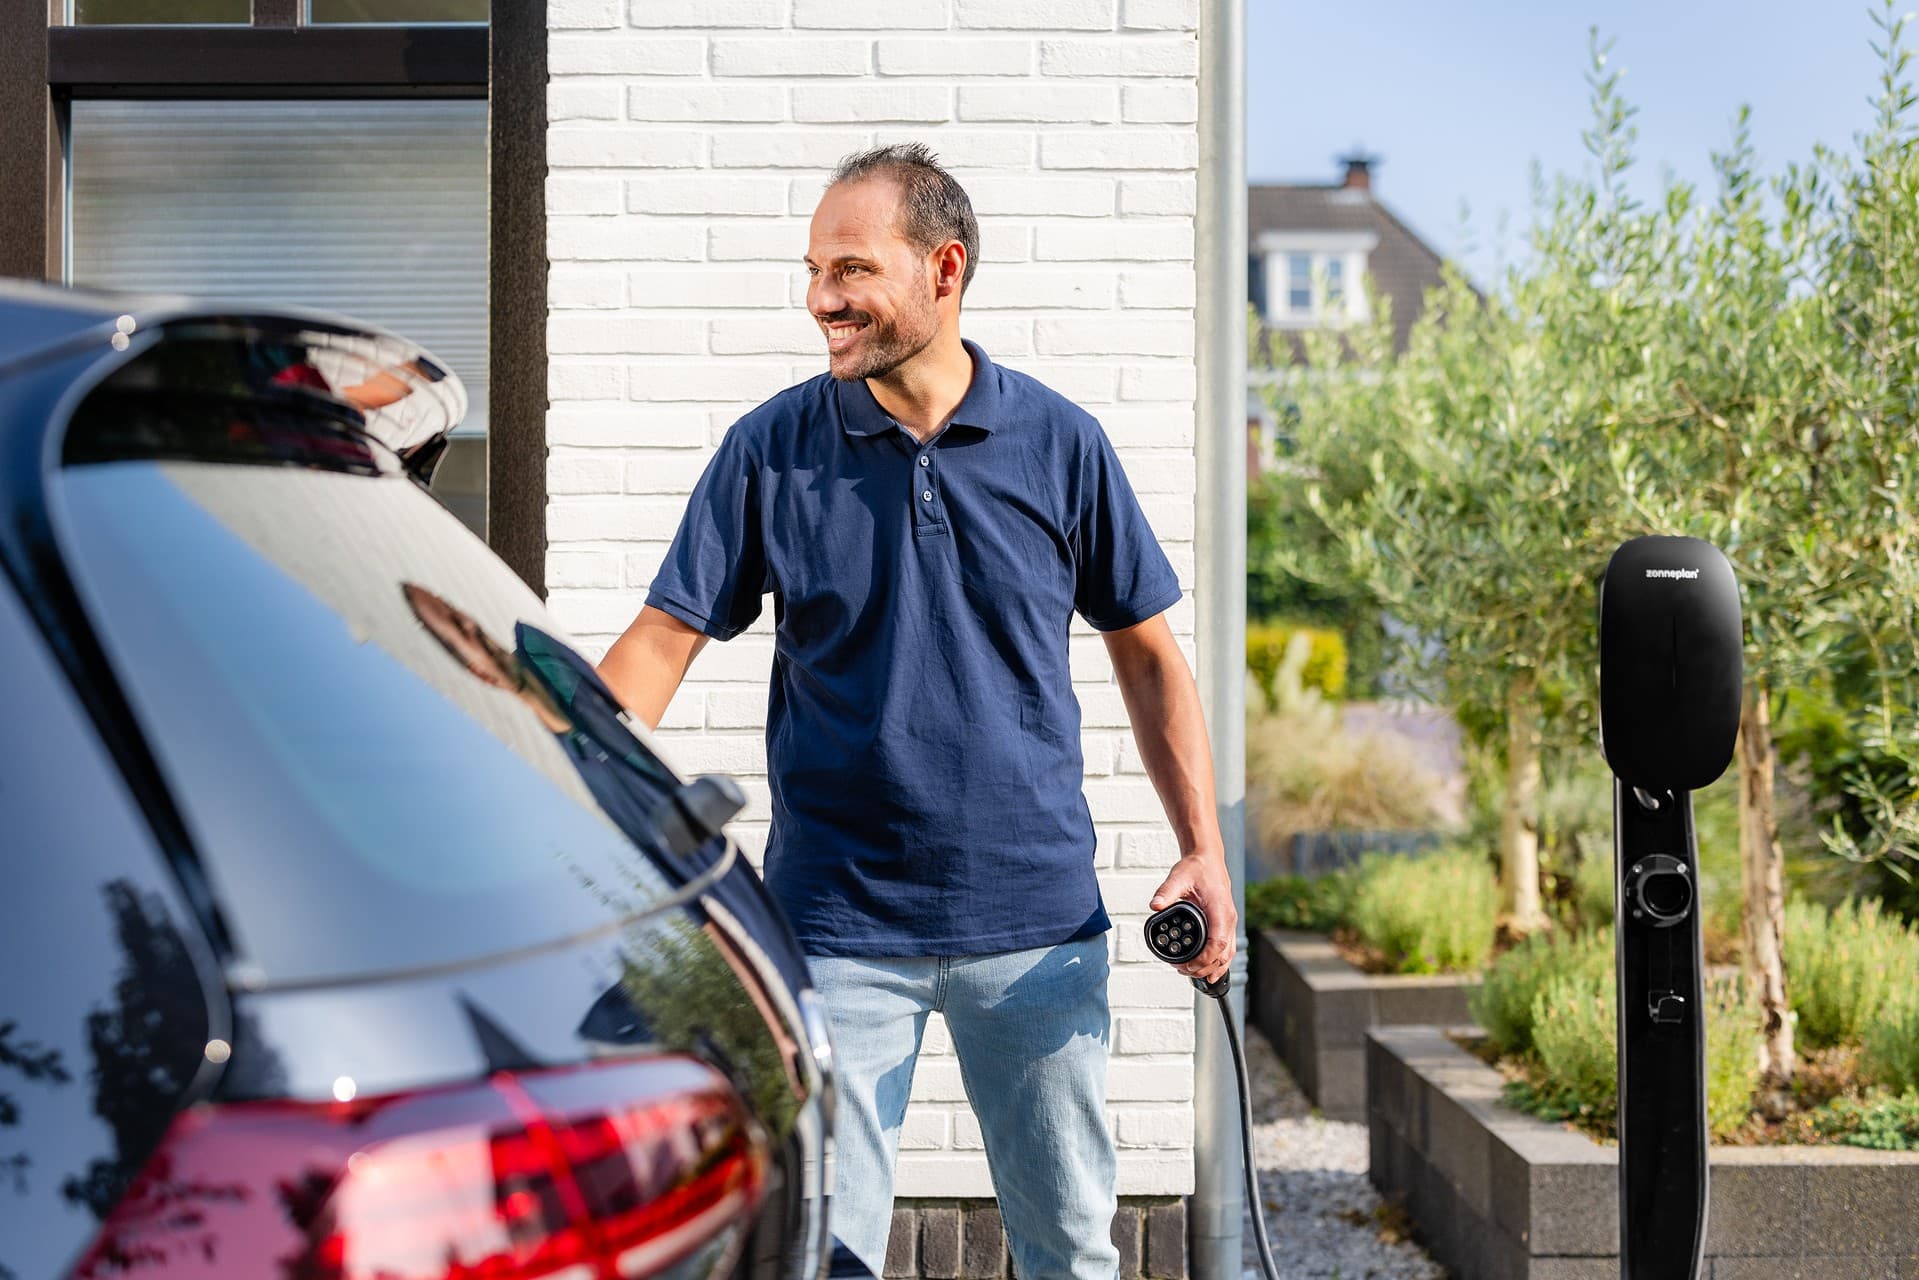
[2,299,829,1279]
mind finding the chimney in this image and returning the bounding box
[1338,150,1378,191]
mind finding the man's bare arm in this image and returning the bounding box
[1103,612,1237,983]
[598,605,710,730]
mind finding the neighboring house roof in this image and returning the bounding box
[1248,156,1447,361]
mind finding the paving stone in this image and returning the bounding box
[1712,1258,1898,1279]
[1373,978,1477,1026]
[1424,1083,1493,1218]
[1704,1162,1811,1257]
[1143,1199,1186,1279]
[1312,985,1378,1050]
[1110,1202,1141,1278]
[1315,1048,1367,1121]
[1530,1261,1633,1280]
[885,1207,918,1278]
[960,1202,1006,1279]
[920,1204,961,1279]
[1802,1163,1919,1254]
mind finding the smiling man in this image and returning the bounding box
[597,144,1232,1280]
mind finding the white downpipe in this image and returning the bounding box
[1191,1,1247,1280]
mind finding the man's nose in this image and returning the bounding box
[808,275,845,317]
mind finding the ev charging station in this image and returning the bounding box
[1598,536,1744,1280]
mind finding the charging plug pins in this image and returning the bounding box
[1145,901,1207,964]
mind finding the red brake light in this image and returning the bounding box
[71,1057,767,1280]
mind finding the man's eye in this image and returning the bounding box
[843,265,864,276]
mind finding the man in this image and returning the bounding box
[597,143,1233,1280]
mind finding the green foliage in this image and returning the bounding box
[1704,977,1765,1138]
[1246,622,1348,709]
[1569,850,1615,930]
[1471,926,1614,1058]
[1244,872,1353,934]
[1529,973,1619,1130]
[1346,847,1498,974]
[1809,1092,1919,1150]
[1264,7,1919,1030]
[1690,776,1749,951]
[1502,967,1759,1141]
[1864,988,1919,1093]
[1784,897,1919,1050]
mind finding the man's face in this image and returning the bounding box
[805,177,943,382]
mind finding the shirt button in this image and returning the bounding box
[918,456,930,467]
[921,490,933,502]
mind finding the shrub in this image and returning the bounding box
[1691,775,1748,954]
[1246,622,1347,709]
[1784,896,1918,1050]
[1471,926,1614,1058]
[1570,849,1614,930]
[1810,1091,1919,1151]
[1246,693,1448,855]
[1504,962,1759,1141]
[1704,976,1764,1139]
[1244,872,1352,933]
[1530,972,1618,1129]
[1864,988,1919,1093]
[1346,847,1498,975]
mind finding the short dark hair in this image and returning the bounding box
[829,143,980,296]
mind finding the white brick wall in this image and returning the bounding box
[546,0,1199,1199]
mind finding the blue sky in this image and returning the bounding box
[1247,1,1893,285]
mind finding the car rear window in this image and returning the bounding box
[51,456,691,989]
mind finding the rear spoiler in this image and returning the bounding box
[0,284,467,482]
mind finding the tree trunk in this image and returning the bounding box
[1500,674,1549,936]
[1738,680,1794,1081]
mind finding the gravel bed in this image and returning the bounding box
[1235,1023,1446,1280]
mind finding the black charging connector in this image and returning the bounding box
[1142,900,1280,1280]
[1144,901,1230,998]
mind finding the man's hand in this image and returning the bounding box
[1150,848,1238,984]
[1104,613,1236,985]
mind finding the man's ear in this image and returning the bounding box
[933,241,967,300]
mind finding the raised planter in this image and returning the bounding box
[1248,929,1477,1121]
[1367,1024,1919,1279]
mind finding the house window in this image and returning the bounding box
[67,99,491,537]
[72,0,248,20]
[1286,254,1313,312]
[1259,240,1373,327]
[309,0,487,20]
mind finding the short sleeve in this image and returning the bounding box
[1072,425,1183,631]
[645,424,770,641]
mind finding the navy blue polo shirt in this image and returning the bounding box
[647,340,1182,957]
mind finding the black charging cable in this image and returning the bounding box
[1144,901,1281,1280]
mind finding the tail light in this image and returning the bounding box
[71,1056,767,1280]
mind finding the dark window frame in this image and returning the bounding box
[0,8,545,597]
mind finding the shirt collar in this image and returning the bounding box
[837,339,1001,438]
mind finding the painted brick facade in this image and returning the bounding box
[545,0,1200,1199]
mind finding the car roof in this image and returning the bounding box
[0,278,468,450]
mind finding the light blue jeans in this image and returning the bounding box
[809,935,1120,1280]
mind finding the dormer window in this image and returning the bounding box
[1258,231,1376,327]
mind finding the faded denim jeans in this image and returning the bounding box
[809,934,1120,1280]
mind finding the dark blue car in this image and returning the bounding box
[0,281,848,1280]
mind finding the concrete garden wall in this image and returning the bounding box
[1368,1024,1919,1279]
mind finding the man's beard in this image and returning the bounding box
[825,286,940,382]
